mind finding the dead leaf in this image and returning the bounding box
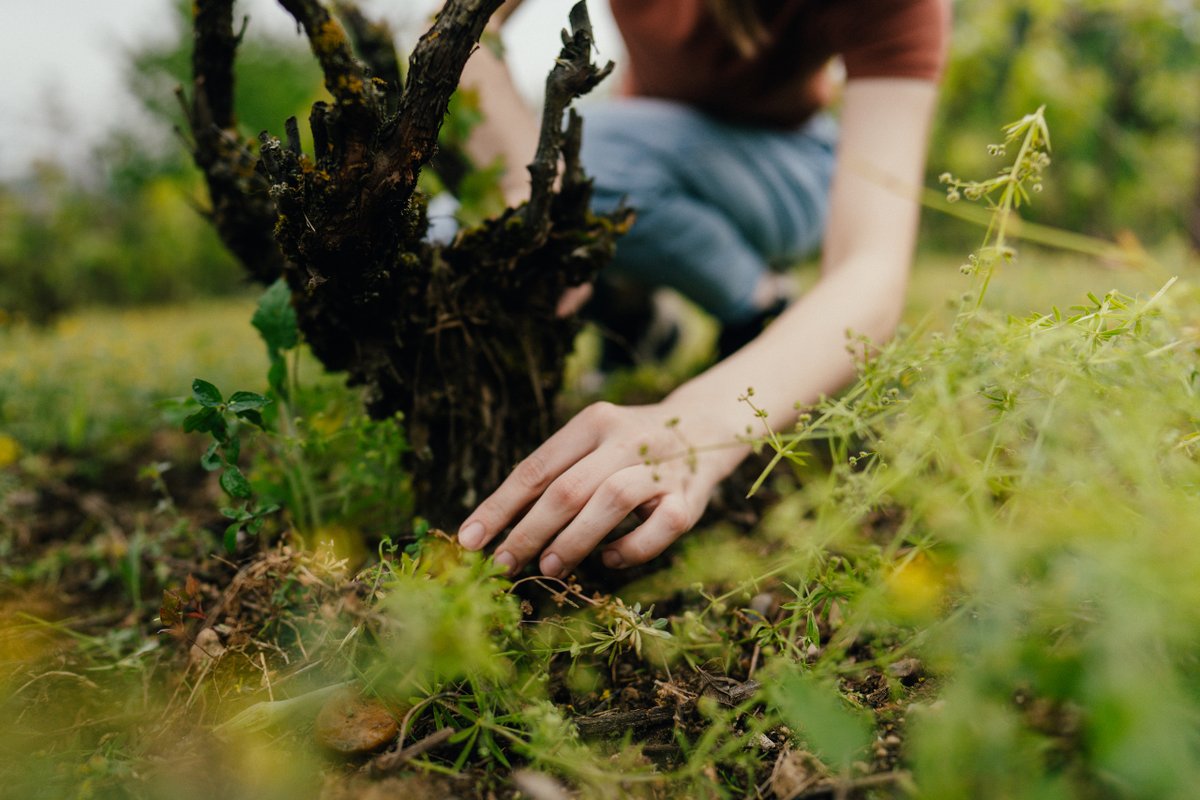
[159,590,183,629]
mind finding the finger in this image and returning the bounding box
[634,497,660,523]
[600,495,696,569]
[493,449,620,574]
[539,467,661,578]
[457,403,615,550]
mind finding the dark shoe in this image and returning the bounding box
[587,279,679,371]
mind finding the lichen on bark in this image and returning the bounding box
[184,0,630,525]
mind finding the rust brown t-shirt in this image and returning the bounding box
[608,0,951,127]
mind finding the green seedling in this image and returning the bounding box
[184,377,278,551]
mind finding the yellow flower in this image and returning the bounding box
[0,434,20,468]
[884,552,945,620]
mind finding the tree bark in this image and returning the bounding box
[185,0,629,526]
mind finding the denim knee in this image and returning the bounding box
[580,99,836,322]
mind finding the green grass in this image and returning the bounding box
[0,239,1174,459]
[0,297,268,453]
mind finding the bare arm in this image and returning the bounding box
[458,78,940,576]
[458,1,539,204]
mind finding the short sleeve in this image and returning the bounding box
[840,0,951,82]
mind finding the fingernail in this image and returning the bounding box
[458,521,485,550]
[602,550,625,569]
[494,551,516,576]
[540,553,563,579]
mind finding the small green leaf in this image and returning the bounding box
[219,465,253,499]
[224,522,240,553]
[771,671,872,769]
[224,435,241,466]
[236,409,267,430]
[200,441,222,471]
[192,379,223,408]
[183,407,219,434]
[267,358,289,400]
[227,391,270,413]
[252,279,299,355]
[210,414,230,443]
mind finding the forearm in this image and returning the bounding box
[458,28,539,204]
[662,254,910,475]
[456,78,937,575]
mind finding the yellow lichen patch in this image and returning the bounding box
[313,19,348,58]
[334,74,365,98]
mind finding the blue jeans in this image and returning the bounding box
[580,98,837,324]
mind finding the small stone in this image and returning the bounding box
[189,628,225,665]
[315,689,400,754]
[769,747,822,800]
[826,600,844,630]
[511,769,571,800]
[887,657,924,683]
[749,592,777,618]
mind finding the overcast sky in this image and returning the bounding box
[0,0,621,180]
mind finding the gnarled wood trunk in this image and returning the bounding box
[185,0,629,526]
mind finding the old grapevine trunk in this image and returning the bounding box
[184,0,629,526]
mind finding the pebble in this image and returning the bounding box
[188,628,225,666]
[749,592,776,617]
[314,689,400,754]
[887,657,924,683]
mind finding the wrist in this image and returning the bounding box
[653,392,752,487]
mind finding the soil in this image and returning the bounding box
[0,435,933,799]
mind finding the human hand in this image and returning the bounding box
[456,400,745,578]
